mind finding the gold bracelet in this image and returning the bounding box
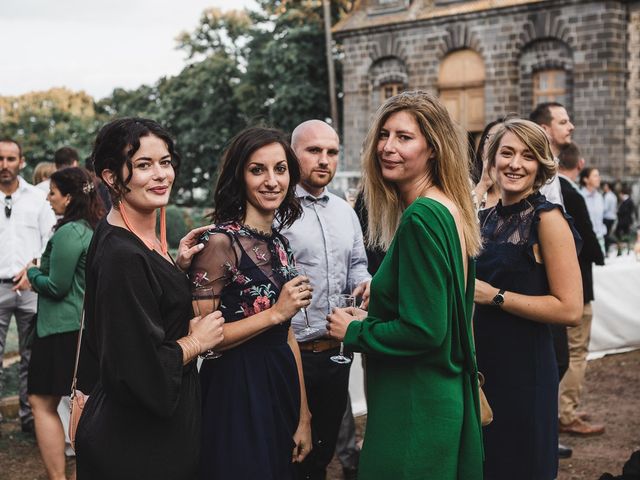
[178,336,199,360]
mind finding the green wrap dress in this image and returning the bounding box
[343,198,483,480]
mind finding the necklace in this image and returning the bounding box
[119,202,168,255]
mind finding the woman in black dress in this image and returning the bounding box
[473,118,583,480]
[75,118,225,480]
[189,127,312,479]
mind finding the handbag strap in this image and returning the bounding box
[70,308,85,395]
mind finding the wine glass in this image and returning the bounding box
[192,287,222,360]
[291,266,319,340]
[329,294,354,364]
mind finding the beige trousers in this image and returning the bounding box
[559,303,593,424]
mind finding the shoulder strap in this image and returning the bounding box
[70,308,85,395]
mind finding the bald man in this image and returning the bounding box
[280,120,370,480]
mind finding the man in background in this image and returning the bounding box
[557,143,605,436]
[281,120,370,480]
[0,138,56,432]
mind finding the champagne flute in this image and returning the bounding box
[329,294,354,364]
[192,287,222,360]
[292,266,319,340]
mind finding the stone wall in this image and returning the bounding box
[336,0,634,179]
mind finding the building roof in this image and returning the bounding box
[334,0,547,35]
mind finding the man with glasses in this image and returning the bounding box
[0,138,55,432]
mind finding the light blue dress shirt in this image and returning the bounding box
[581,187,607,239]
[280,185,371,341]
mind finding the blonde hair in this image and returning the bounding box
[33,161,56,184]
[361,90,481,257]
[486,118,557,192]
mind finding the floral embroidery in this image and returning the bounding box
[222,223,242,233]
[273,239,288,267]
[190,271,210,288]
[235,284,277,317]
[225,261,251,285]
[253,296,271,313]
[252,246,267,262]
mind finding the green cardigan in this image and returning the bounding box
[27,220,93,338]
[344,198,483,480]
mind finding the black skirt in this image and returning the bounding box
[27,330,79,396]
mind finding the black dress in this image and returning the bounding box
[474,193,579,480]
[75,220,200,480]
[189,222,300,480]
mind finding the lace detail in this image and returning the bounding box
[480,193,543,246]
[240,223,273,238]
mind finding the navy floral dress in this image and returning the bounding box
[189,222,300,480]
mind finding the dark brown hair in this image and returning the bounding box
[91,118,181,205]
[50,167,105,231]
[213,127,302,229]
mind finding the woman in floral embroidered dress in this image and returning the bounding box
[189,127,313,480]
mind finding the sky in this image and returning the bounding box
[0,0,256,100]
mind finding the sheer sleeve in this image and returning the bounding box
[344,210,452,356]
[189,230,237,294]
[95,245,185,418]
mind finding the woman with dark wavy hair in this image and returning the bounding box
[189,127,313,479]
[26,167,103,480]
[74,118,224,479]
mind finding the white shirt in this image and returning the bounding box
[581,187,607,239]
[36,179,51,193]
[603,191,617,221]
[539,157,564,207]
[0,176,56,278]
[280,185,371,341]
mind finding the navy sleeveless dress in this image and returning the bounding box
[474,192,579,480]
[189,222,300,480]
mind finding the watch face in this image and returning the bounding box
[492,293,504,305]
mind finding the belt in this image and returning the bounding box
[0,278,15,284]
[298,338,341,353]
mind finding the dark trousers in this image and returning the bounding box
[296,348,351,480]
[604,218,616,251]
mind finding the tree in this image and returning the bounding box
[0,88,99,173]
[158,53,244,205]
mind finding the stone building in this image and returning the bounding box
[334,0,640,181]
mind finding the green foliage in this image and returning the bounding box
[0,88,99,170]
[0,1,353,204]
[164,205,189,249]
[158,54,244,205]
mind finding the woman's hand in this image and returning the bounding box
[326,306,364,341]
[351,281,371,309]
[176,225,214,272]
[270,276,312,324]
[474,280,498,306]
[292,417,312,463]
[189,311,225,351]
[12,268,31,292]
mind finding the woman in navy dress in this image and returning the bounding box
[473,118,583,480]
[190,127,312,479]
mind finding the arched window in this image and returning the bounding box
[382,82,403,100]
[533,69,567,107]
[438,49,485,133]
[370,57,408,106]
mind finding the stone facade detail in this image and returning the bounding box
[335,0,639,180]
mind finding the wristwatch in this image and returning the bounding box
[491,289,506,307]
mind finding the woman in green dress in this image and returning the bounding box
[327,91,484,479]
[26,167,104,480]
